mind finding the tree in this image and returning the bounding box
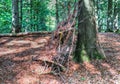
[96,0,102,32]
[113,0,119,32]
[19,0,22,31]
[74,0,105,62]
[119,1,120,30]
[56,0,59,24]
[106,0,113,32]
[12,0,21,33]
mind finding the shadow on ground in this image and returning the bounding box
[0,33,120,84]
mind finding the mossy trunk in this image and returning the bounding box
[74,0,105,63]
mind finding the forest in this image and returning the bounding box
[0,0,120,84]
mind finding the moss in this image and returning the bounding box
[80,49,90,62]
[74,42,105,63]
[73,49,90,63]
[92,50,105,59]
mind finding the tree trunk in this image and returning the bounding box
[119,1,120,29]
[113,0,118,32]
[106,0,113,32]
[30,0,33,31]
[19,0,22,31]
[56,0,59,24]
[12,0,21,33]
[96,0,102,32]
[74,0,105,63]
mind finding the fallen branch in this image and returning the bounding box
[32,58,66,71]
[0,31,52,37]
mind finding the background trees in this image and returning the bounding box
[21,0,52,32]
[0,0,12,33]
[95,0,120,32]
[0,0,56,33]
[0,0,119,34]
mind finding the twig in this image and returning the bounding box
[32,59,66,71]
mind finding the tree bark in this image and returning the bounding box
[113,0,119,32]
[106,0,113,32]
[19,0,22,31]
[56,0,59,24]
[96,0,102,32]
[74,0,105,63]
[12,0,21,33]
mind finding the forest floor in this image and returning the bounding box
[0,32,120,84]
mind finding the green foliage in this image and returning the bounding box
[80,49,90,62]
[57,0,77,22]
[22,0,55,32]
[0,0,119,34]
[95,0,120,32]
[0,0,56,33]
[0,0,12,33]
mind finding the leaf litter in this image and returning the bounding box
[0,32,120,84]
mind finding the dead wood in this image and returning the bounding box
[50,5,77,73]
[0,32,52,37]
[32,57,66,71]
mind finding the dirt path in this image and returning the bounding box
[0,33,120,84]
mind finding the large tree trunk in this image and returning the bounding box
[12,0,21,33]
[74,0,105,62]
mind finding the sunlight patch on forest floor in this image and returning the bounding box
[0,33,120,84]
